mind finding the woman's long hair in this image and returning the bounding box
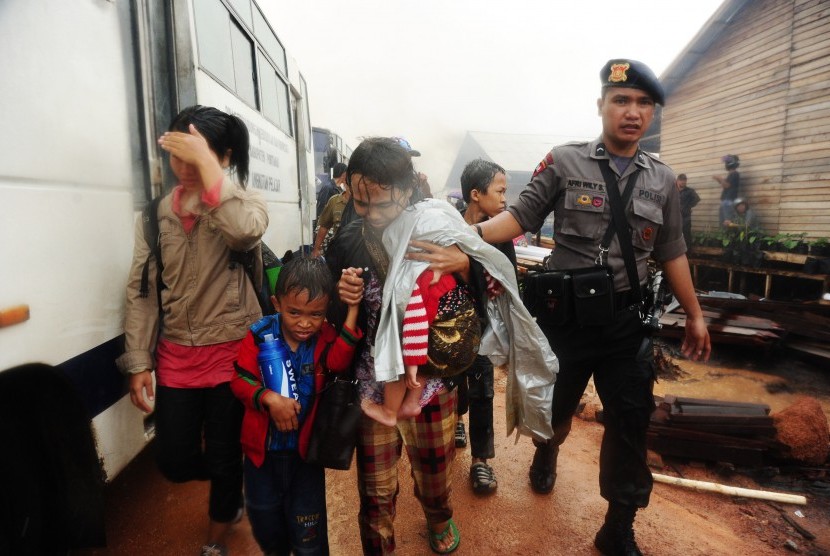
[346,137,421,204]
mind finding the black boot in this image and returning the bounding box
[528,440,558,494]
[594,503,643,556]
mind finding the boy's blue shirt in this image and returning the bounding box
[250,314,317,452]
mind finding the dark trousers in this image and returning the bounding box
[542,308,655,508]
[456,355,495,460]
[244,452,329,555]
[154,383,244,522]
[682,218,693,252]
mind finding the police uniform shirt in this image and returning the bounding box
[508,139,686,292]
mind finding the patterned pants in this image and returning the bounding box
[356,388,457,555]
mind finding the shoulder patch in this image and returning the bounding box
[533,151,555,178]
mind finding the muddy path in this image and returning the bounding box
[76,342,830,555]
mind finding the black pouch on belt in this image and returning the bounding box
[521,270,572,326]
[570,266,615,326]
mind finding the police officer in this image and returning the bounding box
[477,59,711,556]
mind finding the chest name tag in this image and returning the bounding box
[566,177,606,192]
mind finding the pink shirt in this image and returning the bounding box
[171,178,223,234]
[155,337,242,388]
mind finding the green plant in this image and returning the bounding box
[765,232,807,252]
[808,237,830,257]
[717,229,734,248]
[691,231,708,246]
[783,232,806,250]
[738,228,763,247]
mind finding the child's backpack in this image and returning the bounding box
[137,196,280,316]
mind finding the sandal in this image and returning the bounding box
[428,518,460,554]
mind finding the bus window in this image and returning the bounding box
[258,51,290,132]
[194,0,257,108]
[301,76,312,152]
[230,21,257,107]
[226,0,253,28]
[253,5,286,76]
[276,76,292,136]
[194,0,235,88]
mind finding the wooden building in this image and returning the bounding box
[659,0,830,239]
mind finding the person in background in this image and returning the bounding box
[723,197,760,231]
[713,154,740,228]
[676,173,700,252]
[118,105,267,556]
[454,158,516,495]
[417,172,434,199]
[316,163,342,223]
[392,136,432,198]
[311,162,349,258]
[231,257,362,556]
[476,59,711,556]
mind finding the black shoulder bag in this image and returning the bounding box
[303,347,362,470]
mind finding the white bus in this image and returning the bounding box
[0,0,315,488]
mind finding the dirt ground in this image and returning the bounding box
[75,340,830,556]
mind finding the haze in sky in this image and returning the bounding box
[267,0,726,193]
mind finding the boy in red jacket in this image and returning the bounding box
[232,257,362,555]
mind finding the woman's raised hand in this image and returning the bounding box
[158,124,213,165]
[158,124,226,189]
[406,241,471,282]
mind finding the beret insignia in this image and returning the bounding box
[533,151,555,178]
[609,63,630,83]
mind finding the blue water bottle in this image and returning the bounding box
[258,333,286,395]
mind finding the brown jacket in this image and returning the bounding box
[117,178,268,375]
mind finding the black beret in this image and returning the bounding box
[600,59,665,105]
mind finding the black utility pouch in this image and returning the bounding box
[571,266,615,326]
[522,271,572,327]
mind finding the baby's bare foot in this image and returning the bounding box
[361,398,398,427]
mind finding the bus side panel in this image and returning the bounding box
[0,186,133,368]
[0,0,149,481]
[0,1,144,192]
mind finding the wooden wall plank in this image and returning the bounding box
[661,0,830,238]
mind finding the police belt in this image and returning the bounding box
[614,285,648,313]
[522,268,648,327]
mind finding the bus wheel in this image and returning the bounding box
[0,364,106,552]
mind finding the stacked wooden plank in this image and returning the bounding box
[648,395,785,466]
[658,295,830,361]
[657,301,786,348]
